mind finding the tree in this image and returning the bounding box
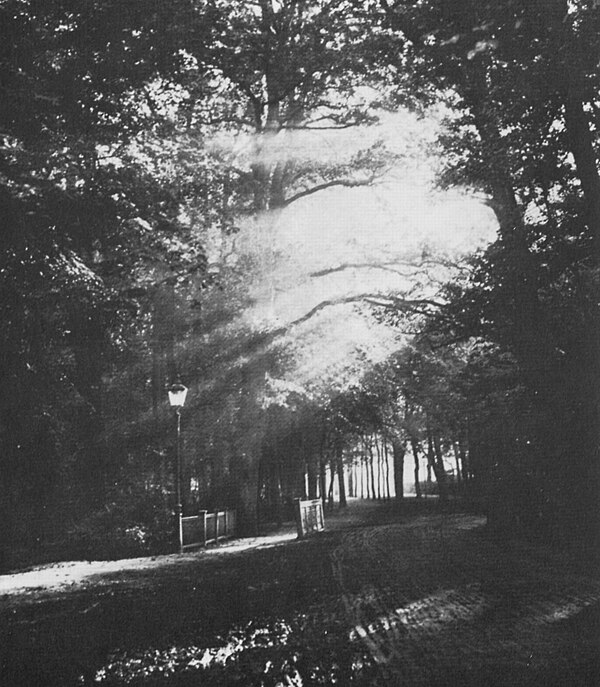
[0,0,228,554]
[366,0,600,540]
[157,0,397,212]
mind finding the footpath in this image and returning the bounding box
[1,499,599,686]
[331,507,600,685]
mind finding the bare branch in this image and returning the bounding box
[282,123,362,131]
[310,262,423,278]
[198,115,255,128]
[310,257,474,278]
[287,293,379,328]
[266,292,444,339]
[363,296,445,310]
[281,172,385,207]
[281,112,376,130]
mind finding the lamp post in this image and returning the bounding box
[168,382,188,554]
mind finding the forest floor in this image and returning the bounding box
[1,498,599,686]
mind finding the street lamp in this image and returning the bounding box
[168,382,188,554]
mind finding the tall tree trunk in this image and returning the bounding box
[392,439,405,501]
[427,431,435,488]
[458,431,470,484]
[453,441,462,483]
[327,458,336,510]
[360,454,369,499]
[431,431,449,501]
[306,457,318,499]
[375,436,382,500]
[383,439,391,500]
[368,439,376,500]
[348,457,356,498]
[272,460,283,527]
[563,86,600,539]
[336,450,347,507]
[564,93,600,258]
[410,438,422,499]
[362,437,370,498]
[256,456,264,527]
[237,458,260,536]
[359,455,364,498]
[319,457,327,508]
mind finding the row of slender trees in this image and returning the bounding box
[245,340,479,526]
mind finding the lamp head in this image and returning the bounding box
[168,382,188,408]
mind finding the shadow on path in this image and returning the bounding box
[1,498,598,686]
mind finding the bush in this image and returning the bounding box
[65,488,174,560]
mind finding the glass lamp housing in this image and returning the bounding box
[168,383,188,408]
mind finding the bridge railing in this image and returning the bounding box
[181,509,236,550]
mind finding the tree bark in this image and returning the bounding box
[360,455,365,498]
[375,436,382,500]
[306,457,318,499]
[453,441,462,483]
[410,438,422,499]
[237,459,260,536]
[383,439,391,500]
[368,439,376,500]
[392,439,405,501]
[319,458,327,508]
[564,93,600,259]
[272,460,283,527]
[348,459,355,498]
[431,432,449,501]
[336,450,347,507]
[327,458,336,510]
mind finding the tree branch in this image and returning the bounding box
[310,257,474,278]
[310,261,423,278]
[267,292,444,338]
[363,296,445,310]
[281,173,383,207]
[282,122,363,131]
[199,115,255,128]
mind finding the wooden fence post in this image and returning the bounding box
[201,510,207,547]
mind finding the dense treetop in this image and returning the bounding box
[0,0,599,562]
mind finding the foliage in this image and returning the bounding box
[95,612,380,686]
[0,0,261,553]
[65,486,173,560]
[2,0,600,561]
[359,0,600,539]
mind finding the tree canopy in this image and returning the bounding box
[1,0,599,565]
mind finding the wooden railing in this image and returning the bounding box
[181,509,236,550]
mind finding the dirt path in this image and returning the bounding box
[331,513,600,685]
[0,498,382,598]
[1,500,599,686]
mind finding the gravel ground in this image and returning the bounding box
[331,511,600,685]
[1,499,599,686]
